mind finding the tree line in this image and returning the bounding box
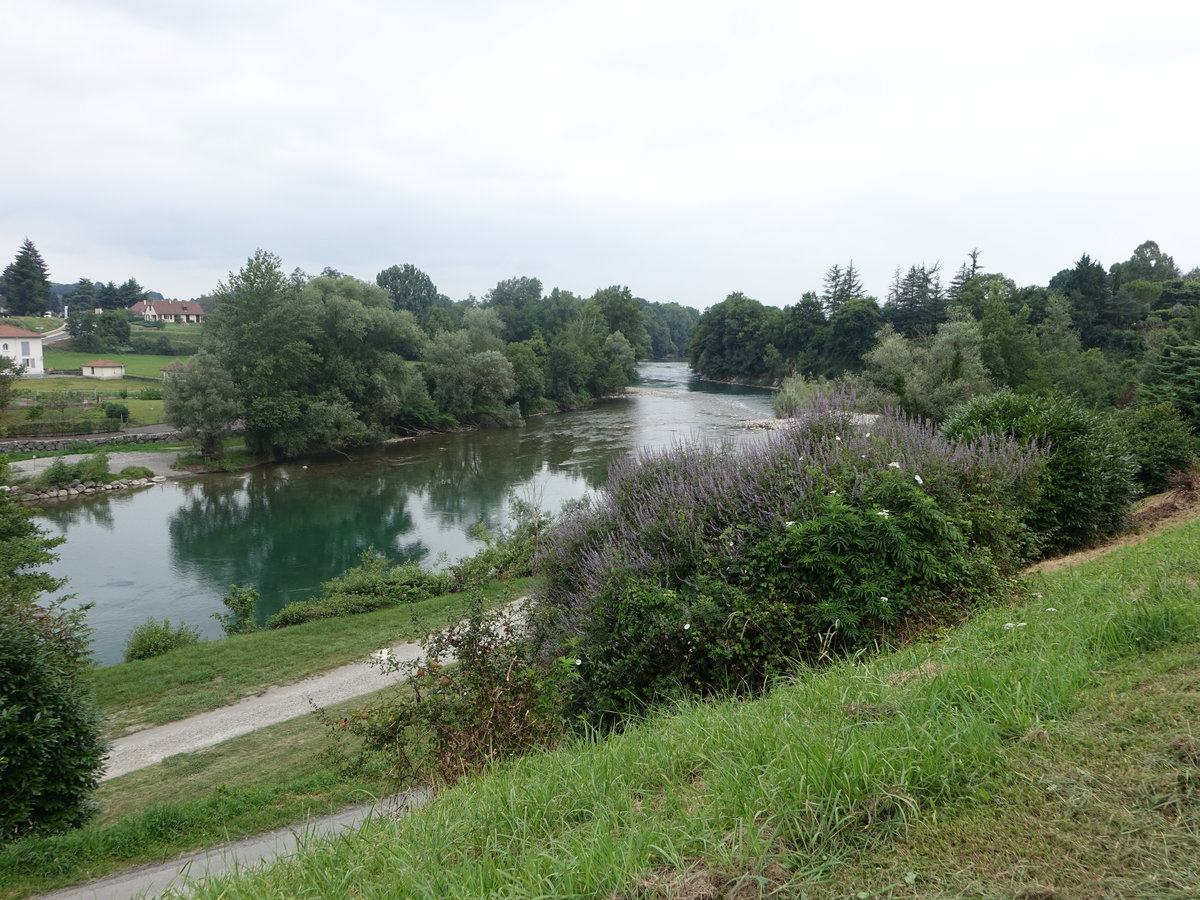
[165,251,699,459]
[690,240,1200,427]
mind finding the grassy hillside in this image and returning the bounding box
[171,516,1200,899]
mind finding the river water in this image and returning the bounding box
[33,363,775,665]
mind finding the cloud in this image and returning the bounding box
[2,0,1198,305]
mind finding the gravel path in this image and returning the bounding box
[36,790,431,900]
[102,638,428,781]
[7,449,185,481]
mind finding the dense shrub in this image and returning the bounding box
[535,397,1039,725]
[34,451,112,488]
[942,391,1137,556]
[117,465,154,480]
[0,606,106,842]
[122,618,202,661]
[212,584,260,636]
[268,550,453,628]
[1118,401,1198,494]
[448,498,553,590]
[322,590,567,789]
[102,402,128,421]
[137,387,162,401]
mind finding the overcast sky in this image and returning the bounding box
[3,0,1197,308]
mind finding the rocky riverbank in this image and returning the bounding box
[3,474,170,503]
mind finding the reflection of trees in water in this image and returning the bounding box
[34,494,116,533]
[167,470,424,615]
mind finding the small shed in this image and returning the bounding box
[81,359,126,379]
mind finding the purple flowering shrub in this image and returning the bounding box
[535,396,1040,725]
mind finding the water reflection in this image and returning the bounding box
[35,363,775,664]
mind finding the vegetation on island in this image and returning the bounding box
[162,250,698,461]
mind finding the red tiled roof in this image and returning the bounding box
[82,360,124,367]
[0,325,42,338]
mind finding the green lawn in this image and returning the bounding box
[88,577,540,738]
[42,349,182,379]
[0,316,63,333]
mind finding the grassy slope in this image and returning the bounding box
[41,349,180,379]
[0,316,63,333]
[173,518,1200,899]
[89,577,539,738]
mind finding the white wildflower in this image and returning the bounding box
[888,461,901,469]
[1044,607,1058,613]
[864,432,871,438]
[876,509,891,518]
[1032,593,1043,599]
[575,658,582,666]
[784,521,796,527]
[1016,622,1027,628]
[913,474,923,485]
[879,596,889,603]
[683,623,691,631]
[1003,622,1015,630]
[835,435,842,441]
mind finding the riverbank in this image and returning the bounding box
[154,518,1200,897]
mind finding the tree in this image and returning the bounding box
[376,264,440,319]
[825,296,882,374]
[203,251,433,458]
[1049,254,1109,348]
[163,352,245,460]
[884,263,946,337]
[591,285,649,358]
[861,315,992,422]
[0,465,106,840]
[0,239,53,316]
[62,278,97,312]
[1109,240,1179,291]
[821,260,866,313]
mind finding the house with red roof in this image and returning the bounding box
[129,300,206,324]
[0,324,44,375]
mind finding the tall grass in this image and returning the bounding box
[180,518,1200,899]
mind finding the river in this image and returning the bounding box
[33,363,776,665]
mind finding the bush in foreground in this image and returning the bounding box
[942,390,1137,556]
[122,618,202,662]
[536,397,1040,725]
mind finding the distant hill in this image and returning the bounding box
[50,282,165,301]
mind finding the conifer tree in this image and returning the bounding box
[0,239,53,316]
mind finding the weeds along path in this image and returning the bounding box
[101,599,527,781]
[102,637,423,781]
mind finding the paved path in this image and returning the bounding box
[36,790,431,900]
[103,639,428,780]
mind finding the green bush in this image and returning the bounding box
[323,590,568,788]
[35,451,112,488]
[449,498,551,591]
[942,391,1137,557]
[117,465,154,479]
[137,387,162,401]
[538,396,1040,726]
[0,613,106,841]
[212,584,259,636]
[268,551,453,629]
[1118,401,1199,494]
[102,402,128,421]
[122,618,202,662]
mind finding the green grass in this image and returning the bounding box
[42,349,182,379]
[167,519,1199,899]
[0,690,400,900]
[88,577,540,739]
[0,316,63,333]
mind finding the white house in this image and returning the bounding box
[81,359,126,379]
[129,299,206,324]
[0,324,44,376]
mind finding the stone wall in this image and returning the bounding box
[0,431,183,453]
